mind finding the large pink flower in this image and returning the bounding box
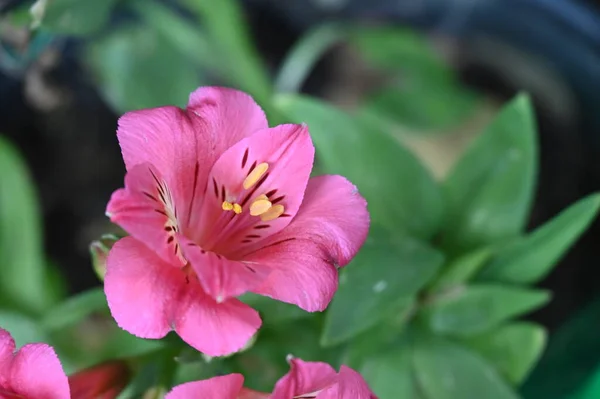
[105,87,369,356]
[0,328,70,399]
[165,357,376,399]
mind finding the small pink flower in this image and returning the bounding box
[270,357,377,399]
[105,87,369,356]
[165,357,376,399]
[0,328,70,399]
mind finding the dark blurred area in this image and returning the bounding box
[1,0,599,333]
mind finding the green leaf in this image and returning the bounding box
[360,338,419,399]
[39,0,118,36]
[478,193,600,284]
[463,322,546,385]
[423,284,550,337]
[441,94,537,252]
[40,288,108,332]
[87,23,200,112]
[429,248,492,291]
[275,94,443,239]
[350,26,478,131]
[322,227,443,346]
[181,0,271,105]
[0,136,55,314]
[413,335,518,399]
[0,311,49,347]
[239,293,310,325]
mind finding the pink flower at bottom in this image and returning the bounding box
[165,357,376,399]
[105,86,370,357]
[0,328,70,399]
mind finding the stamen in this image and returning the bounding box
[233,203,242,214]
[222,201,234,211]
[260,204,285,221]
[250,198,272,216]
[243,162,269,190]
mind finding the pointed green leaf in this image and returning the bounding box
[275,94,443,239]
[478,193,600,284]
[39,0,118,36]
[429,248,492,291]
[463,322,546,385]
[0,136,58,314]
[423,284,550,337]
[413,335,518,399]
[442,94,537,252]
[322,227,443,346]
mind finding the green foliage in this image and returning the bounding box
[34,0,120,36]
[275,94,444,240]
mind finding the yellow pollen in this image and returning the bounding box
[222,201,243,214]
[260,204,285,221]
[250,198,272,216]
[243,162,269,190]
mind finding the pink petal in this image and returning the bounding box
[106,164,184,266]
[271,358,338,399]
[283,175,370,267]
[9,343,69,399]
[244,238,338,312]
[194,124,314,256]
[177,235,272,301]
[104,236,182,339]
[165,374,244,399]
[239,388,270,399]
[317,366,377,399]
[174,286,261,357]
[0,329,16,387]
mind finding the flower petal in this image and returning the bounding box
[244,238,338,312]
[282,175,370,267]
[0,328,15,387]
[9,343,69,399]
[316,366,377,399]
[104,236,182,339]
[174,287,261,357]
[166,374,244,399]
[195,124,314,257]
[177,235,272,301]
[107,164,184,266]
[271,358,338,399]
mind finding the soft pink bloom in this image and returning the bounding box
[105,87,369,356]
[0,328,70,399]
[165,357,376,399]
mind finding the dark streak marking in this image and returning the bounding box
[149,167,161,186]
[216,254,222,260]
[212,178,219,198]
[280,214,291,218]
[187,242,196,246]
[155,209,167,216]
[201,250,206,254]
[271,195,285,204]
[247,161,257,176]
[241,148,249,168]
[246,234,260,238]
[221,186,226,202]
[174,243,179,255]
[254,224,270,230]
[143,191,158,202]
[244,265,256,273]
[265,189,277,198]
[241,239,252,243]
[165,226,172,231]
[167,236,174,244]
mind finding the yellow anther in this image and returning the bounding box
[250,198,272,216]
[222,201,234,211]
[233,203,242,214]
[243,163,269,190]
[260,204,285,221]
[255,194,269,201]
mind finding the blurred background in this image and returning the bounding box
[1,0,600,397]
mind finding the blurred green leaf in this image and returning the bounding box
[40,287,108,332]
[322,227,443,346]
[478,193,600,284]
[423,284,550,337]
[350,26,478,131]
[0,311,49,347]
[429,248,492,291]
[38,0,118,36]
[442,94,537,252]
[90,234,120,282]
[275,94,443,239]
[0,136,58,314]
[239,293,310,325]
[413,335,517,399]
[181,0,271,104]
[360,338,418,399]
[463,322,546,385]
[88,23,200,112]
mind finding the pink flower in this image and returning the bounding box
[165,357,376,399]
[0,328,70,399]
[105,87,369,356]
